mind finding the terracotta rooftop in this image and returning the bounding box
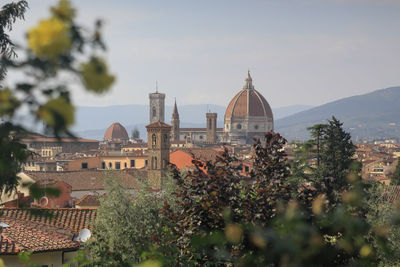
[20,136,99,143]
[146,121,172,129]
[104,122,129,140]
[76,195,101,207]
[0,208,97,255]
[179,148,222,162]
[122,143,147,148]
[24,170,146,191]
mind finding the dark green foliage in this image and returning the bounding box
[391,160,400,185]
[158,131,393,266]
[307,123,327,167]
[0,0,28,80]
[317,117,356,189]
[131,127,140,139]
[0,122,31,196]
[164,132,292,264]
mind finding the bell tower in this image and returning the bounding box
[206,113,217,144]
[171,99,180,141]
[146,121,171,189]
[149,84,165,123]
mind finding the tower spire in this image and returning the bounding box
[156,80,158,93]
[172,98,179,119]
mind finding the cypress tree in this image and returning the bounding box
[317,116,356,190]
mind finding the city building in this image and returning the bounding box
[168,71,274,145]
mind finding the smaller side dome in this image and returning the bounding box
[104,122,129,140]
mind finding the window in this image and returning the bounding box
[152,157,158,169]
[102,162,106,169]
[208,119,212,129]
[152,134,157,148]
[163,134,168,145]
[199,135,203,140]
[115,162,121,169]
[237,124,242,129]
[81,162,88,169]
[124,162,127,168]
[254,125,259,130]
[152,106,157,117]
[108,162,112,168]
[130,159,135,168]
[245,166,249,172]
[145,160,148,166]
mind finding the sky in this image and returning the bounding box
[6,0,400,108]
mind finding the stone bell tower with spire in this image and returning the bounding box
[149,82,165,124]
[171,99,180,141]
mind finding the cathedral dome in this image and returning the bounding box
[225,72,273,120]
[104,122,129,140]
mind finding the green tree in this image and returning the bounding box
[307,123,328,167]
[159,131,393,266]
[131,127,140,139]
[0,0,28,81]
[366,182,400,265]
[0,1,29,197]
[0,0,114,198]
[317,116,357,191]
[87,178,178,266]
[391,159,400,185]
[163,132,292,264]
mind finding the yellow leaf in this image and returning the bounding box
[51,0,76,22]
[225,224,243,243]
[0,88,20,117]
[80,56,115,93]
[360,245,372,257]
[37,98,74,128]
[28,16,71,59]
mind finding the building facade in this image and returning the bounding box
[168,71,274,145]
[146,121,171,189]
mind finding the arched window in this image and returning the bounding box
[154,157,157,169]
[152,134,157,148]
[208,119,212,130]
[152,106,157,117]
[237,124,242,130]
[163,134,168,145]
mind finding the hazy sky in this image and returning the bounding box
[7,0,400,108]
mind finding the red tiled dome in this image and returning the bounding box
[225,72,273,120]
[104,122,129,140]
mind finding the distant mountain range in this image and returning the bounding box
[275,86,400,141]
[74,104,313,140]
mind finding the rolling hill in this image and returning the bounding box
[275,86,400,141]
